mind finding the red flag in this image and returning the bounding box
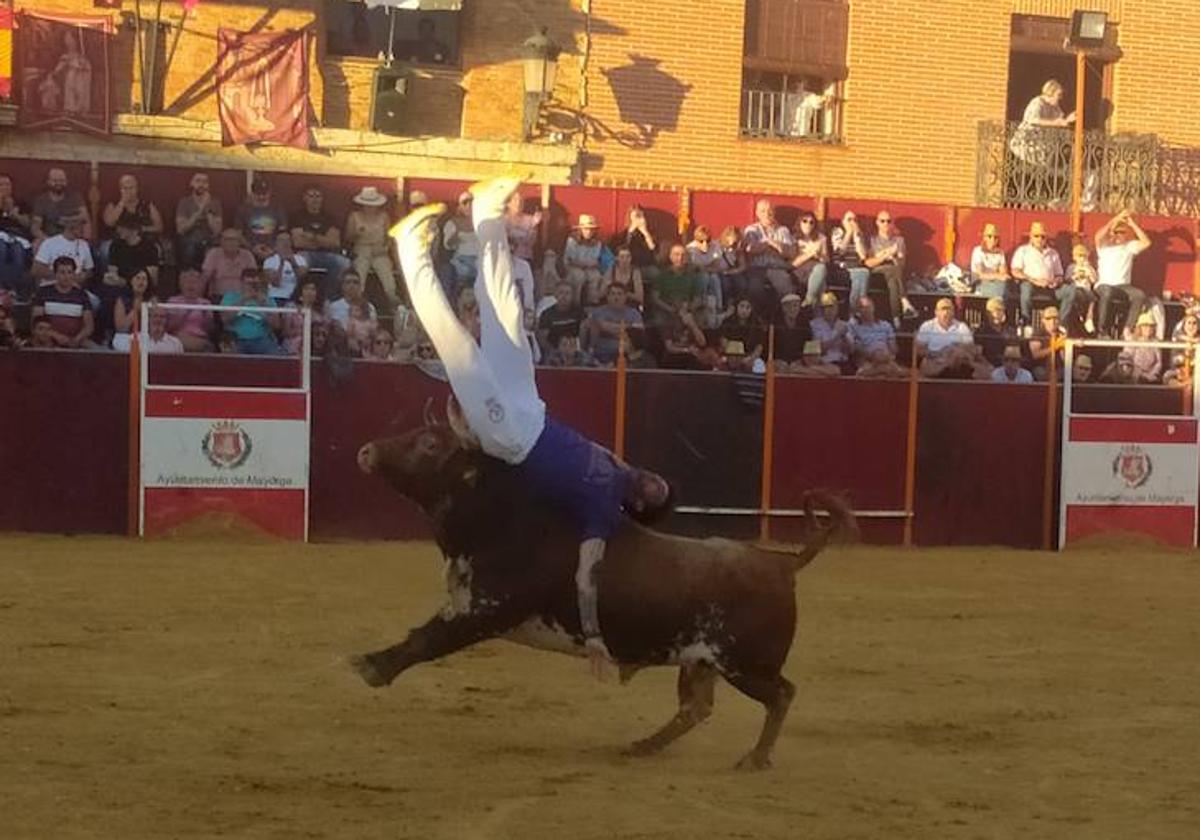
[216,28,308,149]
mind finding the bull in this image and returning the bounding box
[353,422,855,769]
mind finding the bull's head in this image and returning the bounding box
[357,423,477,515]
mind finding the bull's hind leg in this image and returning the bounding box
[624,663,717,757]
[725,671,796,771]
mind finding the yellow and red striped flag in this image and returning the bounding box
[0,6,13,100]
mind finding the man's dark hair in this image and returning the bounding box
[302,183,323,197]
[241,267,261,281]
[626,475,677,528]
[52,256,77,272]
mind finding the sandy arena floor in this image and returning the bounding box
[2,534,1198,839]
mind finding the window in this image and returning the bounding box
[325,0,462,67]
[740,0,848,142]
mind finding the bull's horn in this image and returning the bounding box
[446,394,481,450]
[423,397,439,427]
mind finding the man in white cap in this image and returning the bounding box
[392,177,672,677]
[346,186,398,309]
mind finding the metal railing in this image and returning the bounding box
[976,120,1200,217]
[740,88,842,143]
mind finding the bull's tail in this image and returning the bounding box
[755,490,858,572]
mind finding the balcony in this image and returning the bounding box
[740,87,842,143]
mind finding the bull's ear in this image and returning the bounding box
[461,465,479,488]
[423,397,440,427]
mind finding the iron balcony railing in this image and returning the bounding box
[741,88,842,143]
[976,120,1200,217]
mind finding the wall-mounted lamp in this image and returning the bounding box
[522,27,561,139]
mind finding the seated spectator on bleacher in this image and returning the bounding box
[830,211,870,308]
[238,176,288,262]
[970,223,1011,299]
[327,271,376,331]
[0,302,19,348]
[167,269,216,353]
[686,225,725,316]
[865,211,916,326]
[848,296,898,373]
[564,214,608,307]
[916,297,977,378]
[545,333,600,368]
[790,339,841,378]
[346,186,398,310]
[219,268,283,356]
[143,306,183,355]
[1072,354,1094,383]
[111,268,156,352]
[992,344,1033,383]
[1164,355,1191,387]
[443,191,479,287]
[661,306,717,370]
[31,256,96,348]
[1172,310,1200,343]
[1012,221,1075,330]
[1099,349,1138,384]
[101,174,164,244]
[742,199,796,314]
[263,232,307,304]
[651,243,703,325]
[345,298,378,357]
[28,316,56,348]
[719,298,765,372]
[362,329,397,362]
[109,214,160,283]
[975,297,1017,367]
[202,229,256,300]
[0,173,34,298]
[1028,306,1067,381]
[606,245,645,309]
[1124,311,1162,383]
[507,193,543,289]
[810,291,851,370]
[281,277,328,356]
[537,281,585,355]
[33,213,93,285]
[791,213,829,309]
[175,172,224,270]
[31,168,91,246]
[716,226,747,305]
[773,293,811,371]
[1065,242,1099,334]
[585,283,643,366]
[289,184,349,291]
[611,204,657,278]
[1095,210,1151,336]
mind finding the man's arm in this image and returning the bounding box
[73,310,95,347]
[577,538,612,674]
[1010,246,1029,282]
[1128,216,1152,254]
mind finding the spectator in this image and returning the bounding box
[362,329,395,361]
[32,212,93,284]
[219,268,283,355]
[327,271,377,331]
[1164,355,1191,388]
[92,265,127,346]
[443,191,479,287]
[30,167,91,245]
[289,184,350,291]
[773,292,811,372]
[975,296,1017,367]
[719,298,764,371]
[111,268,155,352]
[1099,349,1138,384]
[175,172,224,270]
[1065,242,1099,333]
[281,276,328,356]
[108,213,160,282]
[686,224,725,318]
[237,175,287,261]
[1028,306,1067,381]
[31,256,96,348]
[810,290,851,370]
[865,210,916,326]
[407,190,429,212]
[0,173,34,298]
[662,306,717,370]
[28,316,57,348]
[345,186,398,309]
[1095,210,1151,336]
[791,212,829,308]
[970,223,1011,299]
[586,283,644,366]
[545,333,600,368]
[791,339,841,378]
[201,229,256,299]
[848,296,899,374]
[564,214,607,306]
[650,243,702,324]
[830,211,870,308]
[400,17,451,65]
[263,231,308,304]
[716,225,747,305]
[611,204,656,276]
[606,245,645,309]
[143,305,184,355]
[506,192,542,288]
[455,286,481,342]
[0,302,20,348]
[1172,310,1200,342]
[1072,353,1094,383]
[916,297,977,378]
[537,281,586,354]
[1012,221,1075,329]
[345,299,378,357]
[742,199,796,314]
[166,269,216,353]
[101,173,164,241]
[391,302,422,362]
[1011,80,1075,165]
[1125,311,1162,383]
[992,344,1033,383]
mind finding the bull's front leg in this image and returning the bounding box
[351,605,525,688]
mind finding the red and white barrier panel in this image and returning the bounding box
[1061,416,1199,548]
[140,389,309,540]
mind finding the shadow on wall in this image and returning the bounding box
[895,217,936,276]
[599,54,692,150]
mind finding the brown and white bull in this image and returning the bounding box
[353,423,855,769]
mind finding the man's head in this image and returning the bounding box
[456,191,473,215]
[1041,306,1060,332]
[624,469,673,525]
[62,213,85,240]
[556,333,581,356]
[668,243,687,270]
[554,281,574,308]
[797,213,818,239]
[220,228,242,254]
[372,330,395,359]
[781,292,802,320]
[302,184,324,214]
[856,295,876,322]
[605,283,628,308]
[986,296,1006,326]
[190,172,210,196]
[1002,344,1023,372]
[241,268,264,296]
[341,270,364,301]
[250,176,270,204]
[935,297,954,327]
[275,231,294,254]
[178,269,204,298]
[1073,354,1094,383]
[1110,221,1131,244]
[1116,349,1135,377]
[148,306,168,340]
[982,222,999,248]
[876,211,893,233]
[52,255,77,286]
[118,174,139,198]
[734,298,754,320]
[1029,221,1047,249]
[46,168,67,196]
[1072,242,1090,264]
[576,214,598,241]
[820,290,839,319]
[755,199,774,226]
[31,316,54,346]
[693,224,711,245]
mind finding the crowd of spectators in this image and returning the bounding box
[0,165,1196,385]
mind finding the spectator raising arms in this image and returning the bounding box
[101,173,164,242]
[1095,210,1151,336]
[175,172,224,270]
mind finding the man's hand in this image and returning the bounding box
[585,636,615,682]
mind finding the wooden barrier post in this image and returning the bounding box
[127,333,141,537]
[1042,337,1061,551]
[614,325,627,460]
[759,325,776,542]
[1070,49,1086,233]
[902,336,920,547]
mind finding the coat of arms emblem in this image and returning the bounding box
[1112,444,1152,489]
[202,420,252,469]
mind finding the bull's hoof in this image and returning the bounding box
[622,738,664,758]
[349,654,391,688]
[734,751,772,771]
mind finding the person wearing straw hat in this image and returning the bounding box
[563,213,606,306]
[392,176,672,678]
[346,186,399,311]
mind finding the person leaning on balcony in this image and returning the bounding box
[346,186,399,311]
[864,211,916,327]
[1010,79,1076,168]
[1094,210,1151,336]
[791,212,829,309]
[970,223,1011,300]
[742,199,796,316]
[1011,221,1075,329]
